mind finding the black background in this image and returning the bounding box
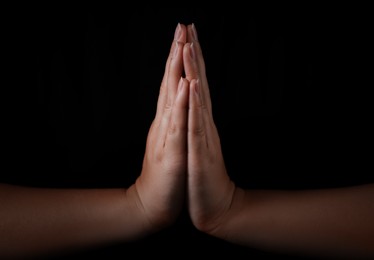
[4,6,372,259]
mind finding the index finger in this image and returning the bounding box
[155,23,187,123]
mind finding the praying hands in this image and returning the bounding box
[1,23,373,259]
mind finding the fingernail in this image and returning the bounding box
[178,77,184,93]
[191,23,198,41]
[195,79,200,95]
[174,23,182,41]
[173,41,179,58]
[190,42,195,60]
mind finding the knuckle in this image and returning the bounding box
[189,126,205,137]
[168,123,186,136]
[164,102,173,112]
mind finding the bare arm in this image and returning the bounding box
[185,23,374,259]
[0,183,146,258]
[217,184,374,259]
[0,23,189,259]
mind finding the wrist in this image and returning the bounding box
[123,184,159,237]
[192,181,239,237]
[128,179,178,234]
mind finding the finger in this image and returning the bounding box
[188,79,208,153]
[165,40,185,111]
[187,23,199,43]
[187,24,218,152]
[155,23,187,123]
[187,24,206,75]
[165,23,186,111]
[183,42,199,83]
[163,23,187,86]
[183,34,212,115]
[154,41,185,147]
[164,78,189,154]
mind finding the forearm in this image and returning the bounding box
[215,184,374,258]
[0,183,150,258]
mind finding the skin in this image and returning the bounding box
[1,23,373,259]
[184,23,374,259]
[0,23,189,259]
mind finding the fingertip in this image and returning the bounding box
[191,79,199,96]
[196,79,200,96]
[191,23,198,42]
[170,26,186,59]
[174,23,182,40]
[187,24,193,42]
[172,41,184,59]
[178,23,187,43]
[177,77,183,92]
[180,77,187,89]
[183,42,191,61]
[177,77,189,93]
[175,77,189,107]
[174,23,187,43]
[187,23,198,42]
[183,43,199,81]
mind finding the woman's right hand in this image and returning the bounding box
[184,24,237,235]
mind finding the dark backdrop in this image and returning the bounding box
[4,6,372,259]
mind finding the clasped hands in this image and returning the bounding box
[128,23,237,237]
[2,22,373,260]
